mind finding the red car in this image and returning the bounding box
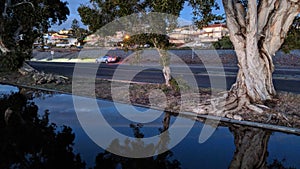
[95,55,120,63]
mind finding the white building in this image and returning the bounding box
[168,24,229,46]
[198,24,229,42]
[168,26,199,45]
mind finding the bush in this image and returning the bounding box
[213,36,233,49]
[0,47,32,71]
[281,29,300,53]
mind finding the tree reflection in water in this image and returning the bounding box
[0,88,296,169]
[0,91,181,169]
[229,125,295,169]
[0,92,85,169]
[94,112,181,169]
[229,125,271,169]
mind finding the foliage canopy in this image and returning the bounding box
[0,0,69,70]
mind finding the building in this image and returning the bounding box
[83,31,128,47]
[168,26,199,45]
[198,24,229,42]
[59,29,74,35]
[34,29,79,48]
[168,24,229,46]
[74,24,230,48]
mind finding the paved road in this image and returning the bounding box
[27,61,300,93]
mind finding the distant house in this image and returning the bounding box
[83,31,128,47]
[168,26,198,45]
[198,24,229,42]
[168,33,188,45]
[59,29,74,35]
[33,30,79,48]
[49,33,69,45]
[168,24,229,46]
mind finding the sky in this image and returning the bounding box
[50,0,224,31]
[50,0,89,31]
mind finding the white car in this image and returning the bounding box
[56,42,73,48]
[95,55,121,63]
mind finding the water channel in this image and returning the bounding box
[0,84,299,169]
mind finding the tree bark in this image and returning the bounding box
[155,46,171,87]
[229,125,271,169]
[223,0,299,105]
[232,50,275,103]
[162,65,171,86]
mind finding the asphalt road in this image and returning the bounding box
[27,61,300,93]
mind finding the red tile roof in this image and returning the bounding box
[203,24,227,28]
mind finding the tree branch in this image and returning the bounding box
[246,0,258,36]
[257,0,277,36]
[10,1,34,8]
[13,20,23,41]
[2,0,11,18]
[0,0,35,54]
[2,0,34,18]
[222,0,241,36]
[222,0,247,84]
[0,36,10,54]
[233,0,246,32]
[263,0,300,56]
[222,0,246,52]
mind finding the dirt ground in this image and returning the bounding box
[1,68,300,130]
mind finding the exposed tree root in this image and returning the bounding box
[193,90,298,126]
[18,63,69,85]
[193,87,271,121]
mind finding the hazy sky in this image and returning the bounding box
[50,0,224,31]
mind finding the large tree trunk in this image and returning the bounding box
[223,0,300,105]
[231,49,275,104]
[193,0,300,116]
[229,125,271,169]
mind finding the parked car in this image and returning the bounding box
[95,55,120,63]
[43,45,51,50]
[56,43,73,48]
[34,45,51,50]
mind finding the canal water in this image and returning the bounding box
[0,84,299,169]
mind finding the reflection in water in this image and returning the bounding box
[229,125,295,169]
[95,112,181,169]
[229,125,271,169]
[0,91,181,169]
[0,92,85,169]
[0,86,299,169]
